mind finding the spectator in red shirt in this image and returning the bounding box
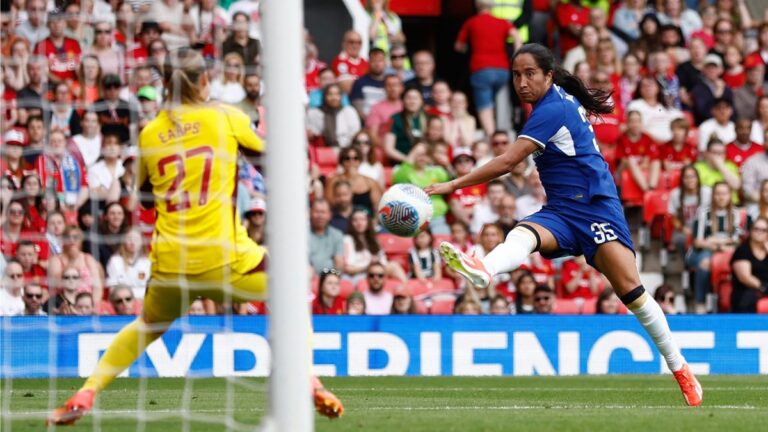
[126,21,162,72]
[455,0,521,137]
[661,117,698,171]
[726,118,763,168]
[554,0,590,56]
[1,128,34,188]
[312,268,345,315]
[331,30,368,94]
[19,173,47,233]
[34,8,81,85]
[1,201,27,258]
[15,240,46,286]
[616,110,661,192]
[561,256,604,300]
[448,148,484,226]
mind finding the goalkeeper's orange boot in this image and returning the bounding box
[312,376,344,418]
[46,389,95,426]
[673,363,703,407]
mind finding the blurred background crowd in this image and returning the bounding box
[1,0,768,318]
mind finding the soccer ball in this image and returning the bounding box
[377,184,434,237]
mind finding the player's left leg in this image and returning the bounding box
[593,241,703,407]
[47,275,185,425]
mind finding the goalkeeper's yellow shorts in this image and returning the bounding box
[141,247,268,324]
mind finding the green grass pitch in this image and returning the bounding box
[3,376,768,431]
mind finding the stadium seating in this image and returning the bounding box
[757,298,768,314]
[384,166,394,187]
[553,299,581,314]
[710,250,735,312]
[415,292,457,315]
[619,169,646,207]
[315,146,338,178]
[379,233,412,271]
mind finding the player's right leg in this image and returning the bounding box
[440,222,556,288]
[593,241,703,407]
[226,259,344,418]
[47,275,184,426]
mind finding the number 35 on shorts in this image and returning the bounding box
[591,222,618,244]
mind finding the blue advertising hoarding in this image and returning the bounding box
[1,315,767,378]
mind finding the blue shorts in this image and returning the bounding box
[521,196,635,269]
[469,68,509,110]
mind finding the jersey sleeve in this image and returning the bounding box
[225,105,264,153]
[517,102,563,149]
[456,19,470,44]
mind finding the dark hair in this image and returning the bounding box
[678,164,702,225]
[486,179,505,190]
[659,24,685,48]
[533,285,554,295]
[512,43,614,116]
[19,173,45,221]
[350,131,377,165]
[595,287,616,314]
[369,47,386,57]
[653,284,675,304]
[347,208,381,255]
[755,96,768,120]
[634,76,668,108]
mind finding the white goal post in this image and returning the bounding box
[261,0,313,431]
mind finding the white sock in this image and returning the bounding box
[481,227,537,276]
[629,293,685,372]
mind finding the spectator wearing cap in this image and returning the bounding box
[136,86,159,130]
[127,21,162,70]
[733,54,768,121]
[332,30,369,94]
[404,50,436,105]
[350,48,388,118]
[448,148,483,227]
[87,20,124,79]
[244,197,267,244]
[385,44,414,82]
[222,11,261,68]
[33,8,81,85]
[726,118,762,169]
[366,74,403,149]
[741,134,768,206]
[1,128,34,188]
[698,98,736,152]
[94,74,133,143]
[15,0,49,47]
[691,53,734,126]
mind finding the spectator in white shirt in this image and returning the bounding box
[470,179,506,235]
[362,263,394,315]
[0,261,26,316]
[71,111,102,168]
[106,228,151,300]
[698,98,736,152]
[87,132,124,204]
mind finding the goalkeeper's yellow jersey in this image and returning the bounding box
[138,103,265,274]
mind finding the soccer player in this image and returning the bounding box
[48,48,344,425]
[426,44,703,406]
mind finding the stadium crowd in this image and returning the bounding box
[1,0,768,317]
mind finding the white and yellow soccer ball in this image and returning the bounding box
[377,183,434,237]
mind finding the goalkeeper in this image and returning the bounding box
[48,48,344,425]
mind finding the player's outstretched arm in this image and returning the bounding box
[425,138,539,195]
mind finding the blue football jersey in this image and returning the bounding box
[518,84,618,203]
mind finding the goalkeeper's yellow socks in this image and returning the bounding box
[81,318,163,393]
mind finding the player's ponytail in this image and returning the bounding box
[513,43,614,116]
[163,47,208,106]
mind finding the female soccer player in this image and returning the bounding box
[426,43,703,406]
[49,48,343,425]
